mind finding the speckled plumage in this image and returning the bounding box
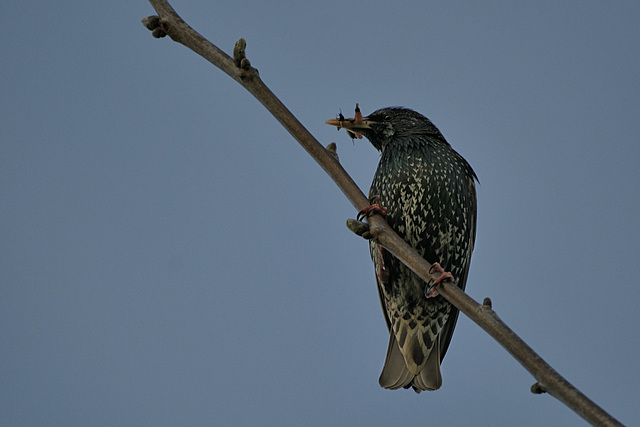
[330,107,477,392]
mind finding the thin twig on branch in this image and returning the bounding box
[141,2,623,426]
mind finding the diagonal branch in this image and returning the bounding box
[141,2,622,426]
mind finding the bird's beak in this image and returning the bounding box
[325,104,372,139]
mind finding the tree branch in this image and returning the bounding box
[142,2,622,425]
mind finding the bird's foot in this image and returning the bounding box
[425,262,454,298]
[357,196,388,221]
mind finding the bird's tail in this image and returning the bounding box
[378,333,442,392]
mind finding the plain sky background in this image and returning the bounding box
[2,1,639,426]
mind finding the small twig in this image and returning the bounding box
[141,3,623,425]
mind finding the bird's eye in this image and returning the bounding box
[384,115,392,121]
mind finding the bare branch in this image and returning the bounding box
[142,2,623,425]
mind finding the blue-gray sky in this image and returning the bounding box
[2,1,639,425]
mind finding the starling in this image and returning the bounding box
[326,106,477,392]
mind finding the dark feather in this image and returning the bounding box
[361,108,477,392]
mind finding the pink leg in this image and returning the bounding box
[425,262,454,298]
[357,196,388,220]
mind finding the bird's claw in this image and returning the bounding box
[357,196,388,221]
[425,262,454,298]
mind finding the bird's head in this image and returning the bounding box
[326,106,446,152]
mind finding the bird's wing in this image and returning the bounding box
[438,176,477,360]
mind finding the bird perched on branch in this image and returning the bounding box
[326,105,477,392]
